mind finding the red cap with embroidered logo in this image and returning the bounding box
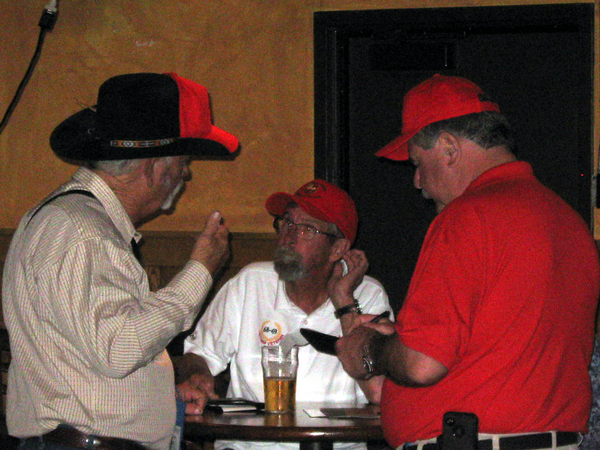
[375,74,500,161]
[265,180,358,244]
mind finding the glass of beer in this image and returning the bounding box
[261,345,299,414]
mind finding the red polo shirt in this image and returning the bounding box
[381,162,600,447]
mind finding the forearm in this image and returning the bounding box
[336,321,448,387]
[370,332,448,387]
[84,273,210,377]
[46,241,214,378]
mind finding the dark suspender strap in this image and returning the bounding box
[24,189,141,262]
[26,189,96,228]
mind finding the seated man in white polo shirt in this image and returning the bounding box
[176,179,392,450]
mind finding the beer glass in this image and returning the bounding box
[261,346,299,413]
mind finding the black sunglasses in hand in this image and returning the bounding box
[300,311,391,355]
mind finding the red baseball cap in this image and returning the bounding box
[375,74,500,161]
[265,180,358,244]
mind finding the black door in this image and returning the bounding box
[314,5,594,313]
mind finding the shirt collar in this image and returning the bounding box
[466,161,533,193]
[272,278,336,318]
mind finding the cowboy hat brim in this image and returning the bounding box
[50,108,236,161]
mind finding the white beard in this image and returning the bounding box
[273,246,307,282]
[160,180,184,211]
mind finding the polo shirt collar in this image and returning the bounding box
[467,161,533,193]
[272,278,336,319]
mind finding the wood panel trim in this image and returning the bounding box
[0,228,278,325]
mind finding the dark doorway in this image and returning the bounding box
[314,5,594,314]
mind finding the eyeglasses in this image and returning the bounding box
[273,216,340,240]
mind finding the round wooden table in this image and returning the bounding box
[184,402,385,450]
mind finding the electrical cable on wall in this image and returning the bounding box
[0,1,59,135]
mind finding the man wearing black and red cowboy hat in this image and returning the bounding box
[2,72,238,450]
[334,74,599,450]
[176,179,392,450]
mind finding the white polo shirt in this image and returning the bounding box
[184,262,391,450]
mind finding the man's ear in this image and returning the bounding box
[330,238,351,262]
[142,158,158,188]
[437,132,461,167]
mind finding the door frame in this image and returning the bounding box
[313,3,595,225]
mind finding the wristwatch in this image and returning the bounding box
[362,356,376,379]
[334,299,363,319]
[361,335,378,380]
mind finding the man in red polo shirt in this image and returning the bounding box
[334,74,600,450]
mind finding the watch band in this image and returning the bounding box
[334,299,363,319]
[362,355,376,379]
[361,333,381,379]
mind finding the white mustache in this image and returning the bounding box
[160,180,184,211]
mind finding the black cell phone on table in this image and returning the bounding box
[436,411,479,450]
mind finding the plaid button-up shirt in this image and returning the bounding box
[3,167,212,450]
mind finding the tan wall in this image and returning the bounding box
[1,0,598,235]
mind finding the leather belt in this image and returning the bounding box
[405,431,580,450]
[25,425,147,450]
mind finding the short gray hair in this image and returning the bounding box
[326,223,344,243]
[88,156,174,176]
[410,111,515,152]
